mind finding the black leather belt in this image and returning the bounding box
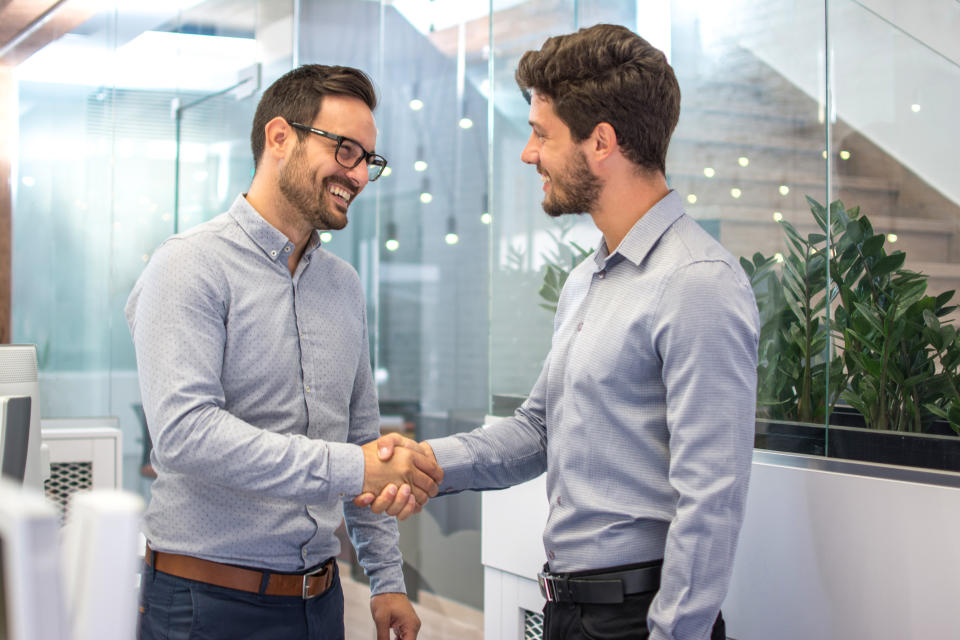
[538,561,663,604]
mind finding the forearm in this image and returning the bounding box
[147,397,364,503]
[343,501,406,595]
[428,404,548,493]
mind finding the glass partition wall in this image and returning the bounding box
[9,0,959,624]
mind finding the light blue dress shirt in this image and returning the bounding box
[126,194,404,594]
[429,190,759,639]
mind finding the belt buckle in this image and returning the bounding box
[537,571,553,602]
[301,563,329,600]
[538,571,565,602]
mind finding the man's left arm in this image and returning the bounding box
[648,260,759,640]
[340,311,420,637]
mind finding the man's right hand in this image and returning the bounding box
[360,434,442,508]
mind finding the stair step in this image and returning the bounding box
[689,205,956,265]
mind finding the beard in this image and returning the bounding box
[278,145,349,231]
[541,147,602,217]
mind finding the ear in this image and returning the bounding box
[263,116,296,162]
[589,122,618,162]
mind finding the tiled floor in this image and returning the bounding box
[340,563,484,640]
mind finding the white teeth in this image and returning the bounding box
[329,185,352,202]
[541,174,550,183]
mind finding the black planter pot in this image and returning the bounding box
[756,416,960,473]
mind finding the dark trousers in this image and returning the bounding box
[543,591,725,640]
[138,561,344,640]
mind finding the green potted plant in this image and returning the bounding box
[742,197,960,470]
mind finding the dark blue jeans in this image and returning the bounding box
[137,561,345,640]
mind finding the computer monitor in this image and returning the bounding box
[60,489,144,640]
[0,346,42,490]
[0,477,69,640]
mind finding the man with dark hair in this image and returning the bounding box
[365,24,759,639]
[127,64,440,640]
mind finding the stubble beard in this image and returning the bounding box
[278,145,348,231]
[542,147,602,217]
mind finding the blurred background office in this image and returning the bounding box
[1,1,958,638]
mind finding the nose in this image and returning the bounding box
[520,132,538,165]
[346,162,369,191]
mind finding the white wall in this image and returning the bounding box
[482,451,960,640]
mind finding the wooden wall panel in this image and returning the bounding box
[0,66,11,343]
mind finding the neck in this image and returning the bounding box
[246,175,313,274]
[590,171,670,252]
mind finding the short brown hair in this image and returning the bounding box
[515,24,680,174]
[250,64,377,168]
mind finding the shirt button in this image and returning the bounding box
[556,495,563,506]
[548,551,556,561]
[283,246,291,253]
[597,271,606,279]
[577,321,584,332]
[305,385,311,392]
[270,250,278,257]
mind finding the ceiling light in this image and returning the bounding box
[730,188,742,199]
[419,178,432,204]
[319,232,333,243]
[458,117,474,129]
[703,167,715,178]
[779,185,790,196]
[445,216,459,245]
[409,98,424,111]
[773,211,783,222]
[687,194,697,204]
[737,156,749,167]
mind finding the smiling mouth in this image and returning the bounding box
[539,172,551,191]
[328,183,353,205]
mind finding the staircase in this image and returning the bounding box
[668,44,960,315]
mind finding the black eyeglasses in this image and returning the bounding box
[288,121,388,181]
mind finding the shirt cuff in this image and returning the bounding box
[367,562,407,596]
[426,436,474,493]
[326,442,365,500]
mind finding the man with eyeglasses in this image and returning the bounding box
[126,64,439,640]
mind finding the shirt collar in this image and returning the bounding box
[593,189,685,269]
[228,194,322,264]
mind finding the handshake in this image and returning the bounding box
[357,434,442,520]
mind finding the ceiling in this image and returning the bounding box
[0,0,100,67]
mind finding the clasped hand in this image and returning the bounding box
[358,433,441,520]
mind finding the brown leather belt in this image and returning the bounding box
[145,546,335,599]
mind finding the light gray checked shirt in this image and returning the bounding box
[429,190,759,640]
[126,194,404,594]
